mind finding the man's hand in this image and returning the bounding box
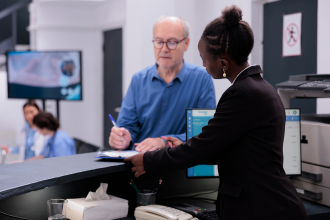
[1,145,10,154]
[134,137,166,152]
[124,152,146,177]
[109,127,132,150]
[163,136,183,147]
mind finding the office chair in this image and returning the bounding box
[73,138,101,154]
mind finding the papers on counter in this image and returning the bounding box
[97,150,139,159]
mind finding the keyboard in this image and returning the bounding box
[196,210,219,220]
[298,81,330,90]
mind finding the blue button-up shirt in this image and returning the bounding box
[117,61,216,149]
[41,130,76,158]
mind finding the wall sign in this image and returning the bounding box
[283,12,302,57]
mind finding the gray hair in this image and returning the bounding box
[153,16,190,38]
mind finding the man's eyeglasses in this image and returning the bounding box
[152,38,186,50]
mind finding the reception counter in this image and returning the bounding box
[0,153,330,219]
[0,153,131,201]
[0,152,219,219]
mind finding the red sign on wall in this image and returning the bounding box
[283,13,302,57]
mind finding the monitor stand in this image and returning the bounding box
[42,99,60,121]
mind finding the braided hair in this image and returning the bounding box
[202,5,254,66]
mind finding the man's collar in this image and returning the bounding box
[152,60,186,83]
[232,65,263,84]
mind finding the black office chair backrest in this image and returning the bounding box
[73,138,100,154]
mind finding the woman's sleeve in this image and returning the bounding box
[53,135,75,157]
[8,146,19,154]
[144,86,251,172]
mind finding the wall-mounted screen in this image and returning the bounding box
[7,51,82,100]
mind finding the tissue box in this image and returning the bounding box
[65,195,128,220]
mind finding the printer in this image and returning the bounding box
[277,74,330,207]
[276,73,330,92]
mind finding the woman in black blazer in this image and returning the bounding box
[125,5,307,220]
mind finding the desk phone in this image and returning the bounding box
[135,204,198,220]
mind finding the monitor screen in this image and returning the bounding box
[283,109,301,175]
[186,108,302,178]
[7,51,82,100]
[186,109,218,178]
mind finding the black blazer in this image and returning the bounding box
[144,66,307,220]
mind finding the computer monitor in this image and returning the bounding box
[6,51,82,100]
[283,109,301,175]
[186,108,302,178]
[186,109,218,178]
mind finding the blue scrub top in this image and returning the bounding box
[41,130,76,158]
[24,123,37,159]
[9,123,37,160]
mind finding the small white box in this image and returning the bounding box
[65,195,128,220]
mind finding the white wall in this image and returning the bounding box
[194,0,253,101]
[28,0,127,147]
[29,0,106,147]
[99,0,126,30]
[251,0,264,69]
[0,72,26,144]
[317,0,330,113]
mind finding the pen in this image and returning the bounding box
[130,181,140,193]
[151,179,162,193]
[161,136,172,148]
[131,179,139,191]
[109,114,126,144]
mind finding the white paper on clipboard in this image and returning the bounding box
[97,150,138,158]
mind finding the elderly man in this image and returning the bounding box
[109,16,216,152]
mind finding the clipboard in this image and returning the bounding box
[96,150,139,161]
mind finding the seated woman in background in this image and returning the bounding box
[27,112,76,160]
[1,100,48,161]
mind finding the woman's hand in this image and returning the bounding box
[1,145,10,154]
[163,136,183,147]
[124,152,146,177]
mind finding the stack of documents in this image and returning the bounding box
[97,150,139,159]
